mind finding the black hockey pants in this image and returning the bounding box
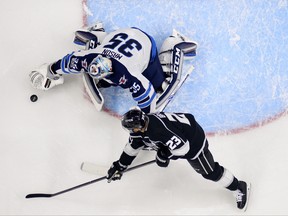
[186,140,222,178]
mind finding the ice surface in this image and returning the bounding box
[1,0,288,215]
[87,0,288,134]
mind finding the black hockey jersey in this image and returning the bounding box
[118,112,207,166]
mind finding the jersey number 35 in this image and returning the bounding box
[104,33,142,57]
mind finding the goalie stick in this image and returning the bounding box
[25,160,155,199]
[158,65,194,112]
[83,72,104,111]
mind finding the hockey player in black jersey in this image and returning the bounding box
[106,108,251,211]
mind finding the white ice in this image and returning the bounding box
[1,0,288,215]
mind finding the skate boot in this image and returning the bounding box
[87,21,105,32]
[233,181,251,211]
[171,29,197,58]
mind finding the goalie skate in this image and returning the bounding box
[172,29,197,59]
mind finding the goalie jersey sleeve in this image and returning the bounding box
[118,112,207,167]
[50,27,158,112]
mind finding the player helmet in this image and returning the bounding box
[121,108,149,133]
[88,55,113,79]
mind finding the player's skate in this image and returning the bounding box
[233,181,251,211]
[156,29,197,111]
[87,21,105,32]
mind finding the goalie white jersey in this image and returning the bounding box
[99,28,152,75]
[30,24,197,113]
[52,27,166,113]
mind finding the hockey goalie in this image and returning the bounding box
[29,22,197,113]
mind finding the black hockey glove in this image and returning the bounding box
[156,147,171,168]
[106,161,128,183]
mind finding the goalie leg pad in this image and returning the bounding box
[74,22,107,50]
[156,47,184,110]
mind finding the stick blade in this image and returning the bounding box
[80,162,108,176]
[26,193,52,199]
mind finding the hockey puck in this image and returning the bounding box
[30,94,38,102]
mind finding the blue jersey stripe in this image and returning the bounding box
[138,91,157,108]
[134,82,152,102]
[61,53,73,74]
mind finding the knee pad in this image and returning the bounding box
[202,162,223,181]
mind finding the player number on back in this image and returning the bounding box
[104,33,142,57]
[164,113,191,125]
[166,135,181,150]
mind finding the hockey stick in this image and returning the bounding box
[83,73,104,111]
[25,160,156,199]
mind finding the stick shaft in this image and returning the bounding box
[26,160,155,198]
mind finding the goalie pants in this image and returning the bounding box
[142,54,165,92]
[186,138,239,191]
[139,29,166,92]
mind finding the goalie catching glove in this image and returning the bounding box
[29,63,64,90]
[106,161,127,183]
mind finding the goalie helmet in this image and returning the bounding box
[121,108,149,133]
[88,55,113,79]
